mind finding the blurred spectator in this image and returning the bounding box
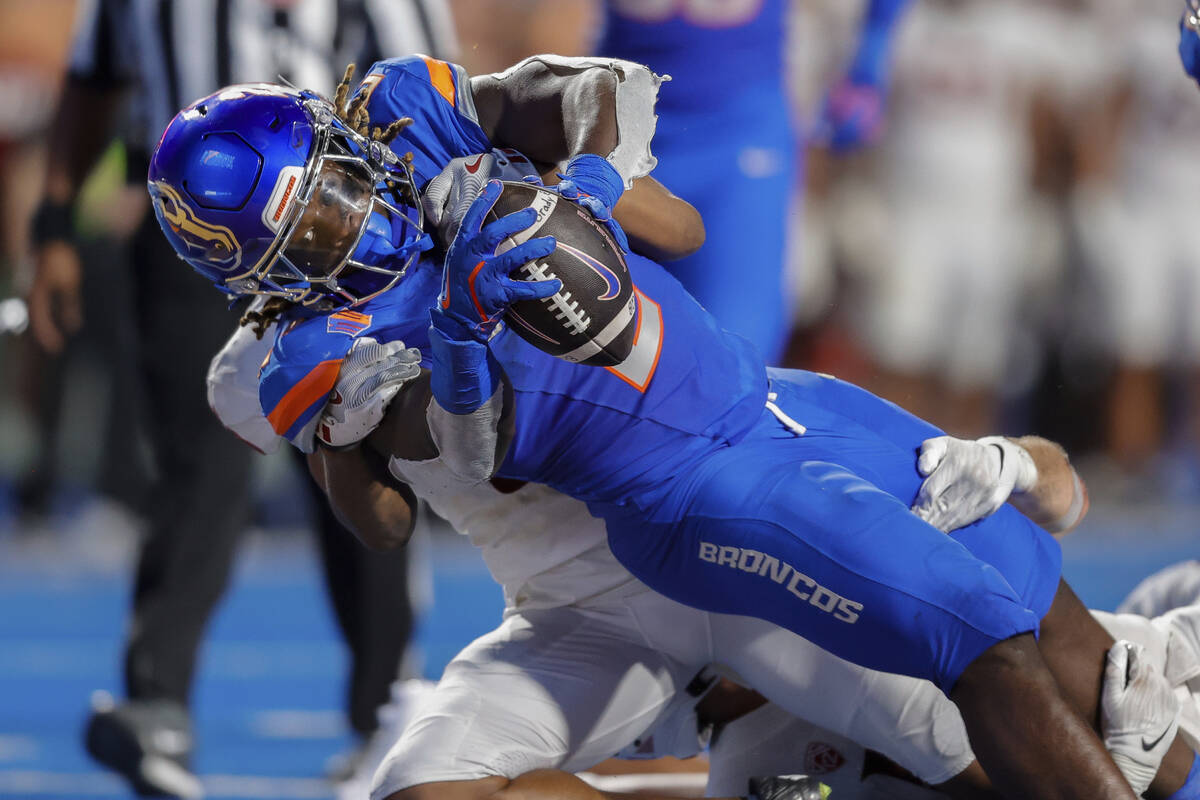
[595,0,799,364]
[1073,0,1200,489]
[846,0,1064,437]
[23,0,455,795]
[0,0,78,514]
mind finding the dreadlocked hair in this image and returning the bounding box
[239,296,293,339]
[334,63,414,144]
[333,63,418,206]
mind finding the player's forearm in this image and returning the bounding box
[613,176,705,261]
[480,58,618,166]
[306,446,416,551]
[43,78,127,204]
[1008,436,1089,535]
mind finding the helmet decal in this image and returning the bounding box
[149,67,430,309]
[262,165,305,233]
[149,180,242,271]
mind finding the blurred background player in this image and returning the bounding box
[1073,0,1200,490]
[23,0,455,795]
[595,0,799,364]
[597,0,909,365]
[846,0,1068,437]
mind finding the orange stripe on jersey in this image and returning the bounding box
[422,56,456,106]
[606,289,663,393]
[266,358,343,435]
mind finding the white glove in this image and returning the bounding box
[911,435,1038,532]
[1102,640,1181,795]
[420,153,498,246]
[317,337,422,448]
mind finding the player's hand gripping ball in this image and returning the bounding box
[435,179,561,342]
[438,179,638,367]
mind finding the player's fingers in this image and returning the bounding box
[912,461,952,512]
[1125,641,1151,683]
[555,178,580,199]
[27,285,64,354]
[480,207,539,249]
[501,276,561,303]
[60,285,83,335]
[1105,641,1133,696]
[917,437,949,476]
[462,179,503,235]
[489,237,557,277]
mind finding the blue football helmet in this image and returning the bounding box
[148,83,429,308]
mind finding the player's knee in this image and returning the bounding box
[382,776,509,800]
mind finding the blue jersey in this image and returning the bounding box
[492,254,765,506]
[263,247,767,502]
[356,55,492,187]
[598,0,796,363]
[599,0,788,120]
[260,54,768,478]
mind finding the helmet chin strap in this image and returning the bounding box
[351,209,433,266]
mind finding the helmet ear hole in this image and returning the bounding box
[268,115,282,132]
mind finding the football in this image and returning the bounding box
[488,181,637,367]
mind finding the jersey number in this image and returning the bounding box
[606,289,663,392]
[610,0,764,27]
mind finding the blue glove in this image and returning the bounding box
[434,179,560,344]
[1181,1,1200,85]
[818,78,885,152]
[555,154,630,253]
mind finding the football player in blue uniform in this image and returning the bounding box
[596,0,911,363]
[146,56,1195,800]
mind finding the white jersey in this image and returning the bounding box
[1113,0,1200,198]
[387,457,637,612]
[885,0,1045,203]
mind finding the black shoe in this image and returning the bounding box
[83,692,203,798]
[749,774,830,800]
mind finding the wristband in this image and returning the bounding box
[1044,471,1087,534]
[429,314,501,414]
[30,201,74,246]
[563,154,624,211]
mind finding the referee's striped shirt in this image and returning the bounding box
[67,0,457,154]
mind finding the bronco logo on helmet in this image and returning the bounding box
[149,180,242,273]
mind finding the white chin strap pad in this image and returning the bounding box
[497,55,669,189]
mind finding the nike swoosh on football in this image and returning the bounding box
[464,155,485,174]
[1142,725,1174,751]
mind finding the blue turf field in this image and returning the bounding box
[0,501,1196,799]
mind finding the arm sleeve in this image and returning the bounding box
[207,315,284,455]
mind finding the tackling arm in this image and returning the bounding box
[473,57,619,168]
[611,176,705,262]
[913,434,1089,535]
[306,444,417,551]
[1006,435,1089,536]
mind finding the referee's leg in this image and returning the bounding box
[123,218,252,705]
[304,448,413,738]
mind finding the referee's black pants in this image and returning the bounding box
[122,216,412,737]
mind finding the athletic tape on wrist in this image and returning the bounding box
[428,317,500,415]
[564,154,624,211]
[1044,470,1086,534]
